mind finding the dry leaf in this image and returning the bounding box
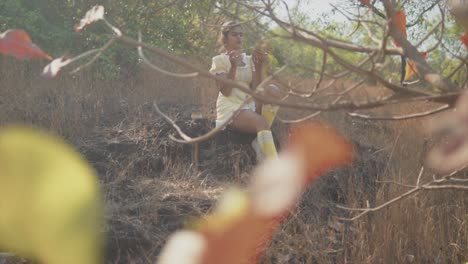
[0,29,51,60]
[74,5,105,32]
[42,56,72,78]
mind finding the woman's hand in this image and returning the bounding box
[228,50,244,67]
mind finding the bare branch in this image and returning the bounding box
[447,54,468,80]
[102,18,122,36]
[279,81,365,124]
[449,177,468,183]
[338,187,418,221]
[313,51,328,92]
[377,180,416,188]
[347,104,450,120]
[256,64,288,92]
[414,20,443,49]
[123,33,468,110]
[416,166,424,186]
[71,37,116,74]
[235,0,402,55]
[382,0,458,92]
[277,111,321,124]
[419,5,446,55]
[317,80,365,99]
[338,166,467,221]
[154,98,254,144]
[137,32,199,78]
[421,185,468,190]
[406,0,442,28]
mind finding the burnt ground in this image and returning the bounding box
[71,107,387,263]
[0,106,388,264]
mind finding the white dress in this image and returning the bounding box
[209,53,256,127]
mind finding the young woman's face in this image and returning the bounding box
[225,26,244,50]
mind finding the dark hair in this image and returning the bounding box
[217,20,242,53]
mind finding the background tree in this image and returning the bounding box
[1,0,467,263]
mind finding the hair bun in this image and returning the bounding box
[221,21,241,33]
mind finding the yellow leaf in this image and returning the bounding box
[194,187,249,233]
[404,52,428,81]
[0,126,103,264]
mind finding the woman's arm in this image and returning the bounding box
[212,51,243,97]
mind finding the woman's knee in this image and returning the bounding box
[231,110,270,132]
[255,116,270,131]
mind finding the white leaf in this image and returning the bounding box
[157,231,206,264]
[42,57,72,78]
[249,153,305,217]
[74,5,105,32]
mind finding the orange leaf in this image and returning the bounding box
[392,9,407,47]
[287,122,353,182]
[0,29,51,60]
[461,32,468,49]
[204,123,353,263]
[157,123,353,264]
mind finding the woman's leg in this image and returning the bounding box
[230,109,269,133]
[230,110,277,159]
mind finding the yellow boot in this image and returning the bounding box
[257,130,277,158]
[261,104,279,127]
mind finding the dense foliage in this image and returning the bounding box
[0,0,464,83]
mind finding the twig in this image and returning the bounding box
[382,0,457,92]
[347,104,450,120]
[235,0,402,55]
[312,51,327,92]
[447,54,467,80]
[377,180,416,188]
[102,18,122,36]
[129,33,463,109]
[278,83,359,123]
[420,4,445,54]
[153,98,253,144]
[337,187,420,220]
[137,32,199,78]
[277,111,321,124]
[256,64,288,92]
[337,166,468,221]
[71,37,116,74]
[406,0,442,28]
[416,166,424,186]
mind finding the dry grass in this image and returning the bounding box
[0,55,466,264]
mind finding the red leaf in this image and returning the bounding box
[461,32,468,49]
[74,5,105,32]
[360,0,371,6]
[0,29,51,60]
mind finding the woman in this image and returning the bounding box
[209,21,280,160]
